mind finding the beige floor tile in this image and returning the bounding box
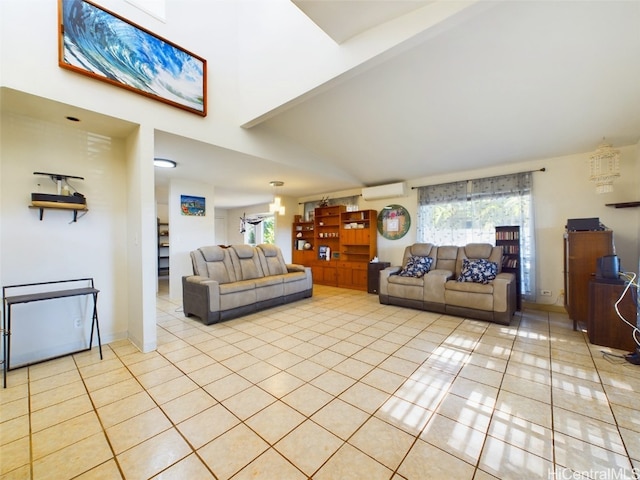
[28,356,77,381]
[394,378,449,411]
[0,397,29,424]
[31,394,94,433]
[311,398,370,440]
[178,403,240,449]
[147,375,199,404]
[420,413,485,465]
[311,369,357,396]
[553,406,626,455]
[198,423,270,480]
[375,395,433,435]
[222,385,276,420]
[494,389,552,429]
[0,414,29,446]
[286,358,328,382]
[478,435,553,480]
[32,432,112,480]
[161,345,202,363]
[89,377,144,408]
[188,362,234,386]
[29,368,82,395]
[97,391,156,429]
[30,379,87,411]
[0,436,30,476]
[106,407,172,454]
[488,414,553,460]
[174,353,217,373]
[82,367,134,392]
[203,372,252,401]
[274,420,343,476]
[78,357,124,379]
[233,448,306,479]
[161,388,217,424]
[282,382,334,416]
[339,382,389,414]
[435,392,493,433]
[136,364,184,389]
[32,411,103,460]
[552,387,615,425]
[75,459,122,479]
[245,400,305,444]
[150,453,212,479]
[315,443,393,480]
[361,367,406,394]
[554,431,634,477]
[349,416,415,470]
[117,428,192,480]
[398,438,476,479]
[257,370,304,397]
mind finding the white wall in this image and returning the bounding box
[168,180,215,302]
[0,112,130,364]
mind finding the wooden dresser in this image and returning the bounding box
[564,230,614,330]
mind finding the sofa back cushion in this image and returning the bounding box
[192,245,236,284]
[456,243,503,277]
[230,245,265,280]
[434,246,459,272]
[402,243,436,264]
[257,244,288,276]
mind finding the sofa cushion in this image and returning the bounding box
[257,244,288,276]
[230,245,264,280]
[398,255,433,278]
[457,258,497,284]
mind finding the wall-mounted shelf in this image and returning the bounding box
[605,201,640,208]
[29,204,88,222]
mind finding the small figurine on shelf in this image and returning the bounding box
[318,196,330,207]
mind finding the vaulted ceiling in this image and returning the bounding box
[154,0,640,208]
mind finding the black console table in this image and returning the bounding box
[2,278,102,387]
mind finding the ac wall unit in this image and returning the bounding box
[361,182,407,201]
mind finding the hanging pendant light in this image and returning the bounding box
[269,181,285,215]
[589,139,620,194]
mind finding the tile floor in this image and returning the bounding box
[2,283,640,479]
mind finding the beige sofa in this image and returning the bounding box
[182,244,312,325]
[379,243,517,324]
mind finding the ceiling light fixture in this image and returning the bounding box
[154,158,177,168]
[269,180,285,216]
[589,139,620,194]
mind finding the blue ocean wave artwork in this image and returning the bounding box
[61,0,205,114]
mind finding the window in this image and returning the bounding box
[244,215,275,245]
[416,172,536,301]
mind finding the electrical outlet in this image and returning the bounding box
[540,289,552,296]
[74,318,82,328]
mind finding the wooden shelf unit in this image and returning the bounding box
[495,225,521,310]
[292,217,315,265]
[293,206,377,291]
[157,220,169,277]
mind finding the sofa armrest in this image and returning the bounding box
[182,275,221,321]
[379,266,401,296]
[492,272,515,313]
[423,269,454,303]
[286,263,305,273]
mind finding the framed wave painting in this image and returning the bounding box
[58,0,207,116]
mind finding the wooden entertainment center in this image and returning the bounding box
[292,205,377,291]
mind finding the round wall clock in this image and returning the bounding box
[377,204,411,240]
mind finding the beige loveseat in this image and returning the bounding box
[379,243,517,324]
[182,244,312,325]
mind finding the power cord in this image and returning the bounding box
[613,272,640,364]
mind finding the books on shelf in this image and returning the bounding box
[495,230,519,240]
